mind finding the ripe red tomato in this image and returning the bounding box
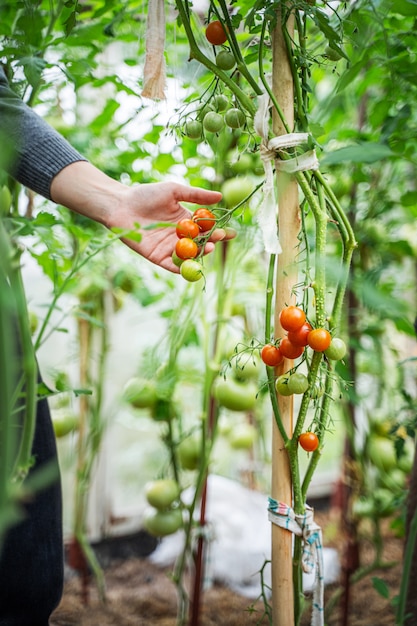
[287,323,312,347]
[193,208,216,232]
[279,306,306,332]
[307,328,331,352]
[205,20,227,45]
[299,432,319,452]
[279,336,304,359]
[175,237,198,260]
[176,218,200,239]
[261,344,283,367]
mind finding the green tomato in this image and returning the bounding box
[230,153,253,175]
[123,377,157,409]
[203,111,224,133]
[0,185,12,215]
[184,119,203,139]
[228,423,257,450]
[52,412,79,438]
[224,108,245,129]
[145,479,180,510]
[216,50,236,71]
[172,251,184,267]
[143,507,183,537]
[150,398,177,422]
[28,310,39,335]
[213,377,257,412]
[232,355,260,381]
[325,45,343,61]
[221,176,254,207]
[180,259,204,282]
[275,374,292,396]
[352,497,374,519]
[287,373,309,395]
[373,487,395,518]
[213,94,229,112]
[178,435,201,471]
[367,435,397,472]
[324,337,347,361]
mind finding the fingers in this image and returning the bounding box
[174,184,222,207]
[208,226,237,243]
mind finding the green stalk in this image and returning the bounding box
[396,506,417,624]
[9,250,38,480]
[175,0,256,117]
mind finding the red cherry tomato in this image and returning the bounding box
[279,306,306,332]
[205,20,228,45]
[193,208,217,232]
[287,323,312,347]
[175,237,198,260]
[176,218,200,239]
[261,344,284,367]
[279,337,304,359]
[299,432,319,452]
[307,328,331,352]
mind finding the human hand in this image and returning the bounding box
[50,163,235,274]
[110,181,234,273]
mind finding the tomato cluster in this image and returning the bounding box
[143,478,183,537]
[173,208,217,282]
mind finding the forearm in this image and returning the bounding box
[50,161,128,227]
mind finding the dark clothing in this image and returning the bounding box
[0,65,86,624]
[0,64,86,198]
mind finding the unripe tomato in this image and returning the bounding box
[143,507,183,537]
[193,208,216,231]
[287,373,309,395]
[180,259,204,282]
[123,377,157,408]
[279,306,306,332]
[224,107,245,129]
[52,411,80,438]
[205,20,228,45]
[279,337,304,359]
[145,479,180,510]
[172,251,184,267]
[203,111,224,133]
[184,119,203,139]
[213,94,229,112]
[228,423,257,450]
[175,237,198,260]
[287,323,312,347]
[232,355,260,381]
[261,344,284,367]
[324,337,347,360]
[275,374,292,396]
[308,328,331,352]
[176,218,200,239]
[216,50,236,71]
[299,432,319,452]
[221,176,254,207]
[230,153,253,174]
[178,435,201,470]
[213,377,257,412]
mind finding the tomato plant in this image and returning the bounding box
[193,208,216,231]
[176,218,200,240]
[180,259,203,282]
[279,306,306,332]
[261,344,284,367]
[205,20,227,45]
[175,237,198,260]
[279,336,304,360]
[299,432,319,452]
[307,328,332,352]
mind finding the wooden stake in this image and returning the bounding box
[271,9,300,626]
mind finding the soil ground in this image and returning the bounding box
[50,510,404,626]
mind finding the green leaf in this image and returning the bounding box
[17,56,47,88]
[321,143,394,165]
[372,577,390,599]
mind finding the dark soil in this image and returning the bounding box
[50,511,404,626]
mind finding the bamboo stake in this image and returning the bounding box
[271,9,300,626]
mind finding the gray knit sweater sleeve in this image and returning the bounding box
[0,66,87,200]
